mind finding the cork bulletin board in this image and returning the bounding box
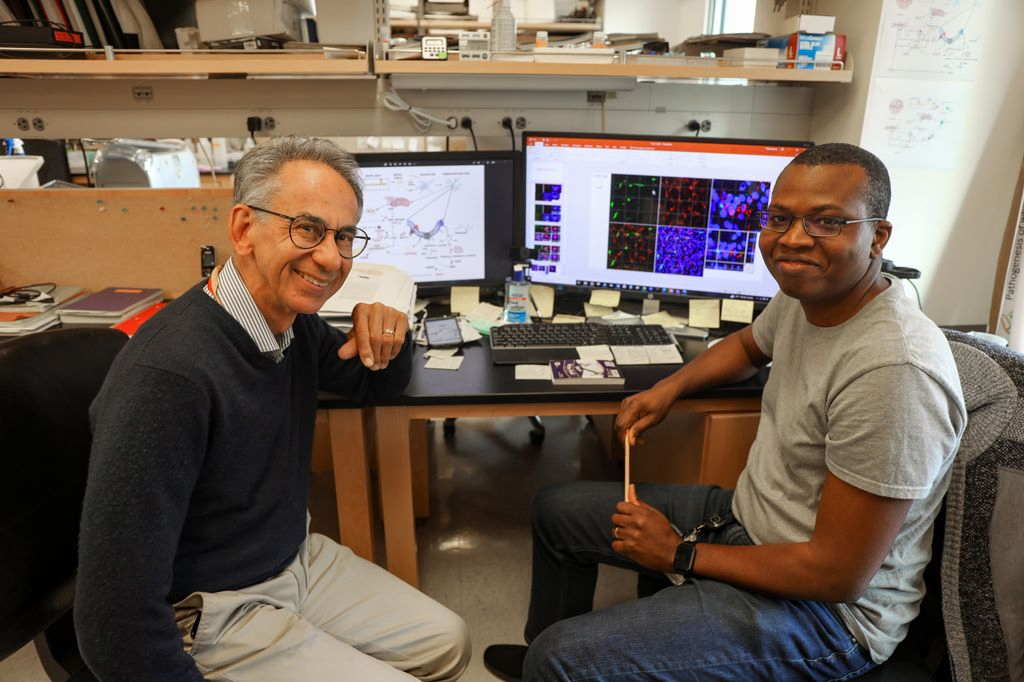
[1,188,235,298]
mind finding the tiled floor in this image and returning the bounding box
[1,415,634,681]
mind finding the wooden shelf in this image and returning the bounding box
[0,52,371,77]
[376,58,853,83]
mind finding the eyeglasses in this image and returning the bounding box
[246,205,370,259]
[755,211,885,238]
[0,282,56,306]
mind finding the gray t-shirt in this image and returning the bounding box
[733,277,966,663]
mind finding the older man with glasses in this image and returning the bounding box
[76,136,470,681]
[484,143,966,681]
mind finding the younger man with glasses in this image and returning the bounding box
[485,143,966,680]
[76,137,469,681]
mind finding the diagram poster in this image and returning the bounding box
[860,77,972,170]
[874,0,992,81]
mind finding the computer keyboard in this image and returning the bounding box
[489,323,676,365]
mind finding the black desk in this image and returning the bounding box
[321,339,767,587]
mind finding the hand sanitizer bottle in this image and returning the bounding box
[504,264,530,323]
[490,0,517,54]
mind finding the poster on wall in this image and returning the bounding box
[873,0,992,82]
[860,78,971,170]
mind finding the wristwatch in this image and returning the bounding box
[673,541,697,577]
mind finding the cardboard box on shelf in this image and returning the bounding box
[781,14,836,35]
[760,32,845,70]
[195,0,314,43]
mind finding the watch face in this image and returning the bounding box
[673,542,696,576]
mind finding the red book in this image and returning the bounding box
[112,301,166,336]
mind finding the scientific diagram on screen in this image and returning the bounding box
[358,165,486,281]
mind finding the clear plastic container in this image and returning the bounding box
[490,0,517,53]
[504,265,530,323]
[535,30,548,48]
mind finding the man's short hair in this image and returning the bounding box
[232,136,363,218]
[789,143,891,219]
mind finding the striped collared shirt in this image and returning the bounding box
[204,257,294,363]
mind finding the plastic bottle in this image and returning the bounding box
[535,30,548,48]
[490,0,517,54]
[504,264,530,323]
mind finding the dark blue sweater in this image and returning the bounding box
[75,283,411,681]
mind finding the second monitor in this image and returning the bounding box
[353,150,519,296]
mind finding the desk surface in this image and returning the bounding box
[321,337,768,407]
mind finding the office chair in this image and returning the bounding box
[0,328,128,681]
[858,330,1024,681]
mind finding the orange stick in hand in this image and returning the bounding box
[624,428,631,501]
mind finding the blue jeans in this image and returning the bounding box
[523,482,876,681]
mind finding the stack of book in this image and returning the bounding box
[0,0,162,50]
[57,286,163,327]
[0,284,84,337]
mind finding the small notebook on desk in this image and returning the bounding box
[58,287,162,326]
[550,359,625,385]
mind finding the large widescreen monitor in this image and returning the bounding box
[353,151,520,295]
[522,132,813,303]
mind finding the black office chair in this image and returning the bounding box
[0,328,128,681]
[858,331,1024,681]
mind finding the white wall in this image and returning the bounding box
[802,0,1024,326]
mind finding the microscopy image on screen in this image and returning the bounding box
[534,224,561,243]
[609,175,660,225]
[535,184,562,201]
[607,223,656,272]
[535,204,561,222]
[536,245,561,262]
[705,179,770,272]
[657,177,712,227]
[654,226,706,276]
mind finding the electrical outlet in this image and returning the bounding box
[515,116,527,129]
[701,120,712,132]
[132,86,154,102]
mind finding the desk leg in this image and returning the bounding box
[328,408,374,563]
[411,419,430,519]
[374,406,419,587]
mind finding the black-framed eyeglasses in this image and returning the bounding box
[246,205,370,259]
[755,211,885,238]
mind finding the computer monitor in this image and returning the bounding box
[353,151,520,296]
[522,132,813,304]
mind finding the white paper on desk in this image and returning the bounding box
[643,311,683,328]
[721,299,754,324]
[689,299,721,329]
[611,346,649,365]
[602,310,639,322]
[553,314,585,324]
[645,344,683,365]
[515,364,552,380]
[424,355,464,370]
[530,284,554,318]
[424,347,460,358]
[576,344,614,361]
[583,302,614,318]
[450,286,480,314]
[589,289,620,308]
[466,301,503,324]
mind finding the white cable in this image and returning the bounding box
[379,87,457,134]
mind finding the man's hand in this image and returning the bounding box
[338,302,409,370]
[615,383,677,446]
[610,485,681,573]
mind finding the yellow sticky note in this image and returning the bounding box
[721,299,755,324]
[530,284,555,318]
[589,289,620,308]
[689,299,721,329]
[553,314,586,324]
[450,286,480,315]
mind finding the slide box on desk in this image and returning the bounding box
[549,359,624,385]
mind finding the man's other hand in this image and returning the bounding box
[615,383,676,446]
[338,302,409,370]
[610,486,680,573]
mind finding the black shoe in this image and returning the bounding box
[483,644,528,681]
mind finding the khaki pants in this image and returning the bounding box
[173,533,470,681]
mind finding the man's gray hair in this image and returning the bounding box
[232,136,363,216]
